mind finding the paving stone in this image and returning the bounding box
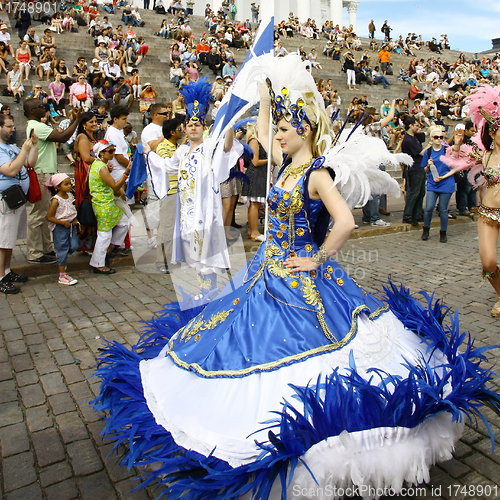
[438,457,472,479]
[87,420,107,447]
[6,340,27,356]
[77,471,117,500]
[68,439,103,476]
[22,323,41,335]
[0,423,30,457]
[2,451,37,492]
[40,372,68,396]
[3,328,23,342]
[0,402,23,427]
[115,479,151,500]
[45,479,79,500]
[47,337,66,351]
[5,482,42,500]
[79,326,100,339]
[60,364,85,384]
[26,404,53,432]
[53,349,75,366]
[33,356,59,375]
[49,392,77,415]
[65,336,88,352]
[15,369,38,387]
[19,383,46,407]
[29,343,52,359]
[15,312,36,325]
[0,362,14,381]
[40,460,73,488]
[72,316,95,329]
[70,350,96,370]
[463,454,500,485]
[25,333,44,345]
[1,317,19,330]
[0,379,17,403]
[56,412,89,443]
[32,427,65,467]
[99,443,134,482]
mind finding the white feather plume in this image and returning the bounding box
[207,53,408,209]
[323,128,409,209]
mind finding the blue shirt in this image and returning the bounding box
[0,142,29,194]
[425,145,455,194]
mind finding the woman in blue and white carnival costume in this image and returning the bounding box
[93,55,500,499]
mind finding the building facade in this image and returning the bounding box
[192,0,360,33]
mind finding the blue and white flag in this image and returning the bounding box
[205,8,275,173]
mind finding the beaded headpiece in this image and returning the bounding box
[478,107,500,133]
[266,77,313,137]
[180,76,212,125]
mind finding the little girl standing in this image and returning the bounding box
[45,174,80,285]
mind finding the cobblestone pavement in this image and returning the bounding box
[1,222,500,500]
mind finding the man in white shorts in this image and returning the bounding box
[0,114,38,294]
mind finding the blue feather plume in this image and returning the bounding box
[180,76,212,124]
[91,282,500,499]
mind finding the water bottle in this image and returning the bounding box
[429,162,439,180]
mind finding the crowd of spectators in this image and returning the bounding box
[0,2,492,289]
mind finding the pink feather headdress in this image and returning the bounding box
[466,84,500,149]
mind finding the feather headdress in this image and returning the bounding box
[466,84,500,149]
[180,76,212,125]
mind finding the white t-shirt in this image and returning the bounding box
[0,32,11,44]
[141,122,162,147]
[105,125,129,181]
[125,130,137,146]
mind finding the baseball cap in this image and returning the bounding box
[93,140,116,156]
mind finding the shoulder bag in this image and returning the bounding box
[26,163,42,203]
[1,172,27,210]
[77,176,97,227]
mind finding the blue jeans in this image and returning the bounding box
[362,195,380,223]
[53,224,80,266]
[423,191,453,231]
[374,75,389,88]
[455,175,476,213]
[103,4,115,13]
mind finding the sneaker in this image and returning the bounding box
[44,251,56,257]
[28,254,57,264]
[0,279,20,294]
[148,236,157,249]
[370,219,391,227]
[3,271,28,283]
[58,274,78,286]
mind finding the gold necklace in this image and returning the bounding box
[280,158,313,188]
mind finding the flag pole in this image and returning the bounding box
[263,92,273,238]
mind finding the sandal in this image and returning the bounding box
[248,234,265,242]
[92,267,116,275]
[492,297,500,318]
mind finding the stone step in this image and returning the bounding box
[1,9,475,172]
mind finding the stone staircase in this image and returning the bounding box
[0,8,475,177]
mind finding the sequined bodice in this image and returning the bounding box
[483,165,500,188]
[265,174,323,258]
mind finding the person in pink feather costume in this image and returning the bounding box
[443,84,500,316]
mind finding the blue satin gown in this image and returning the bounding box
[93,157,500,500]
